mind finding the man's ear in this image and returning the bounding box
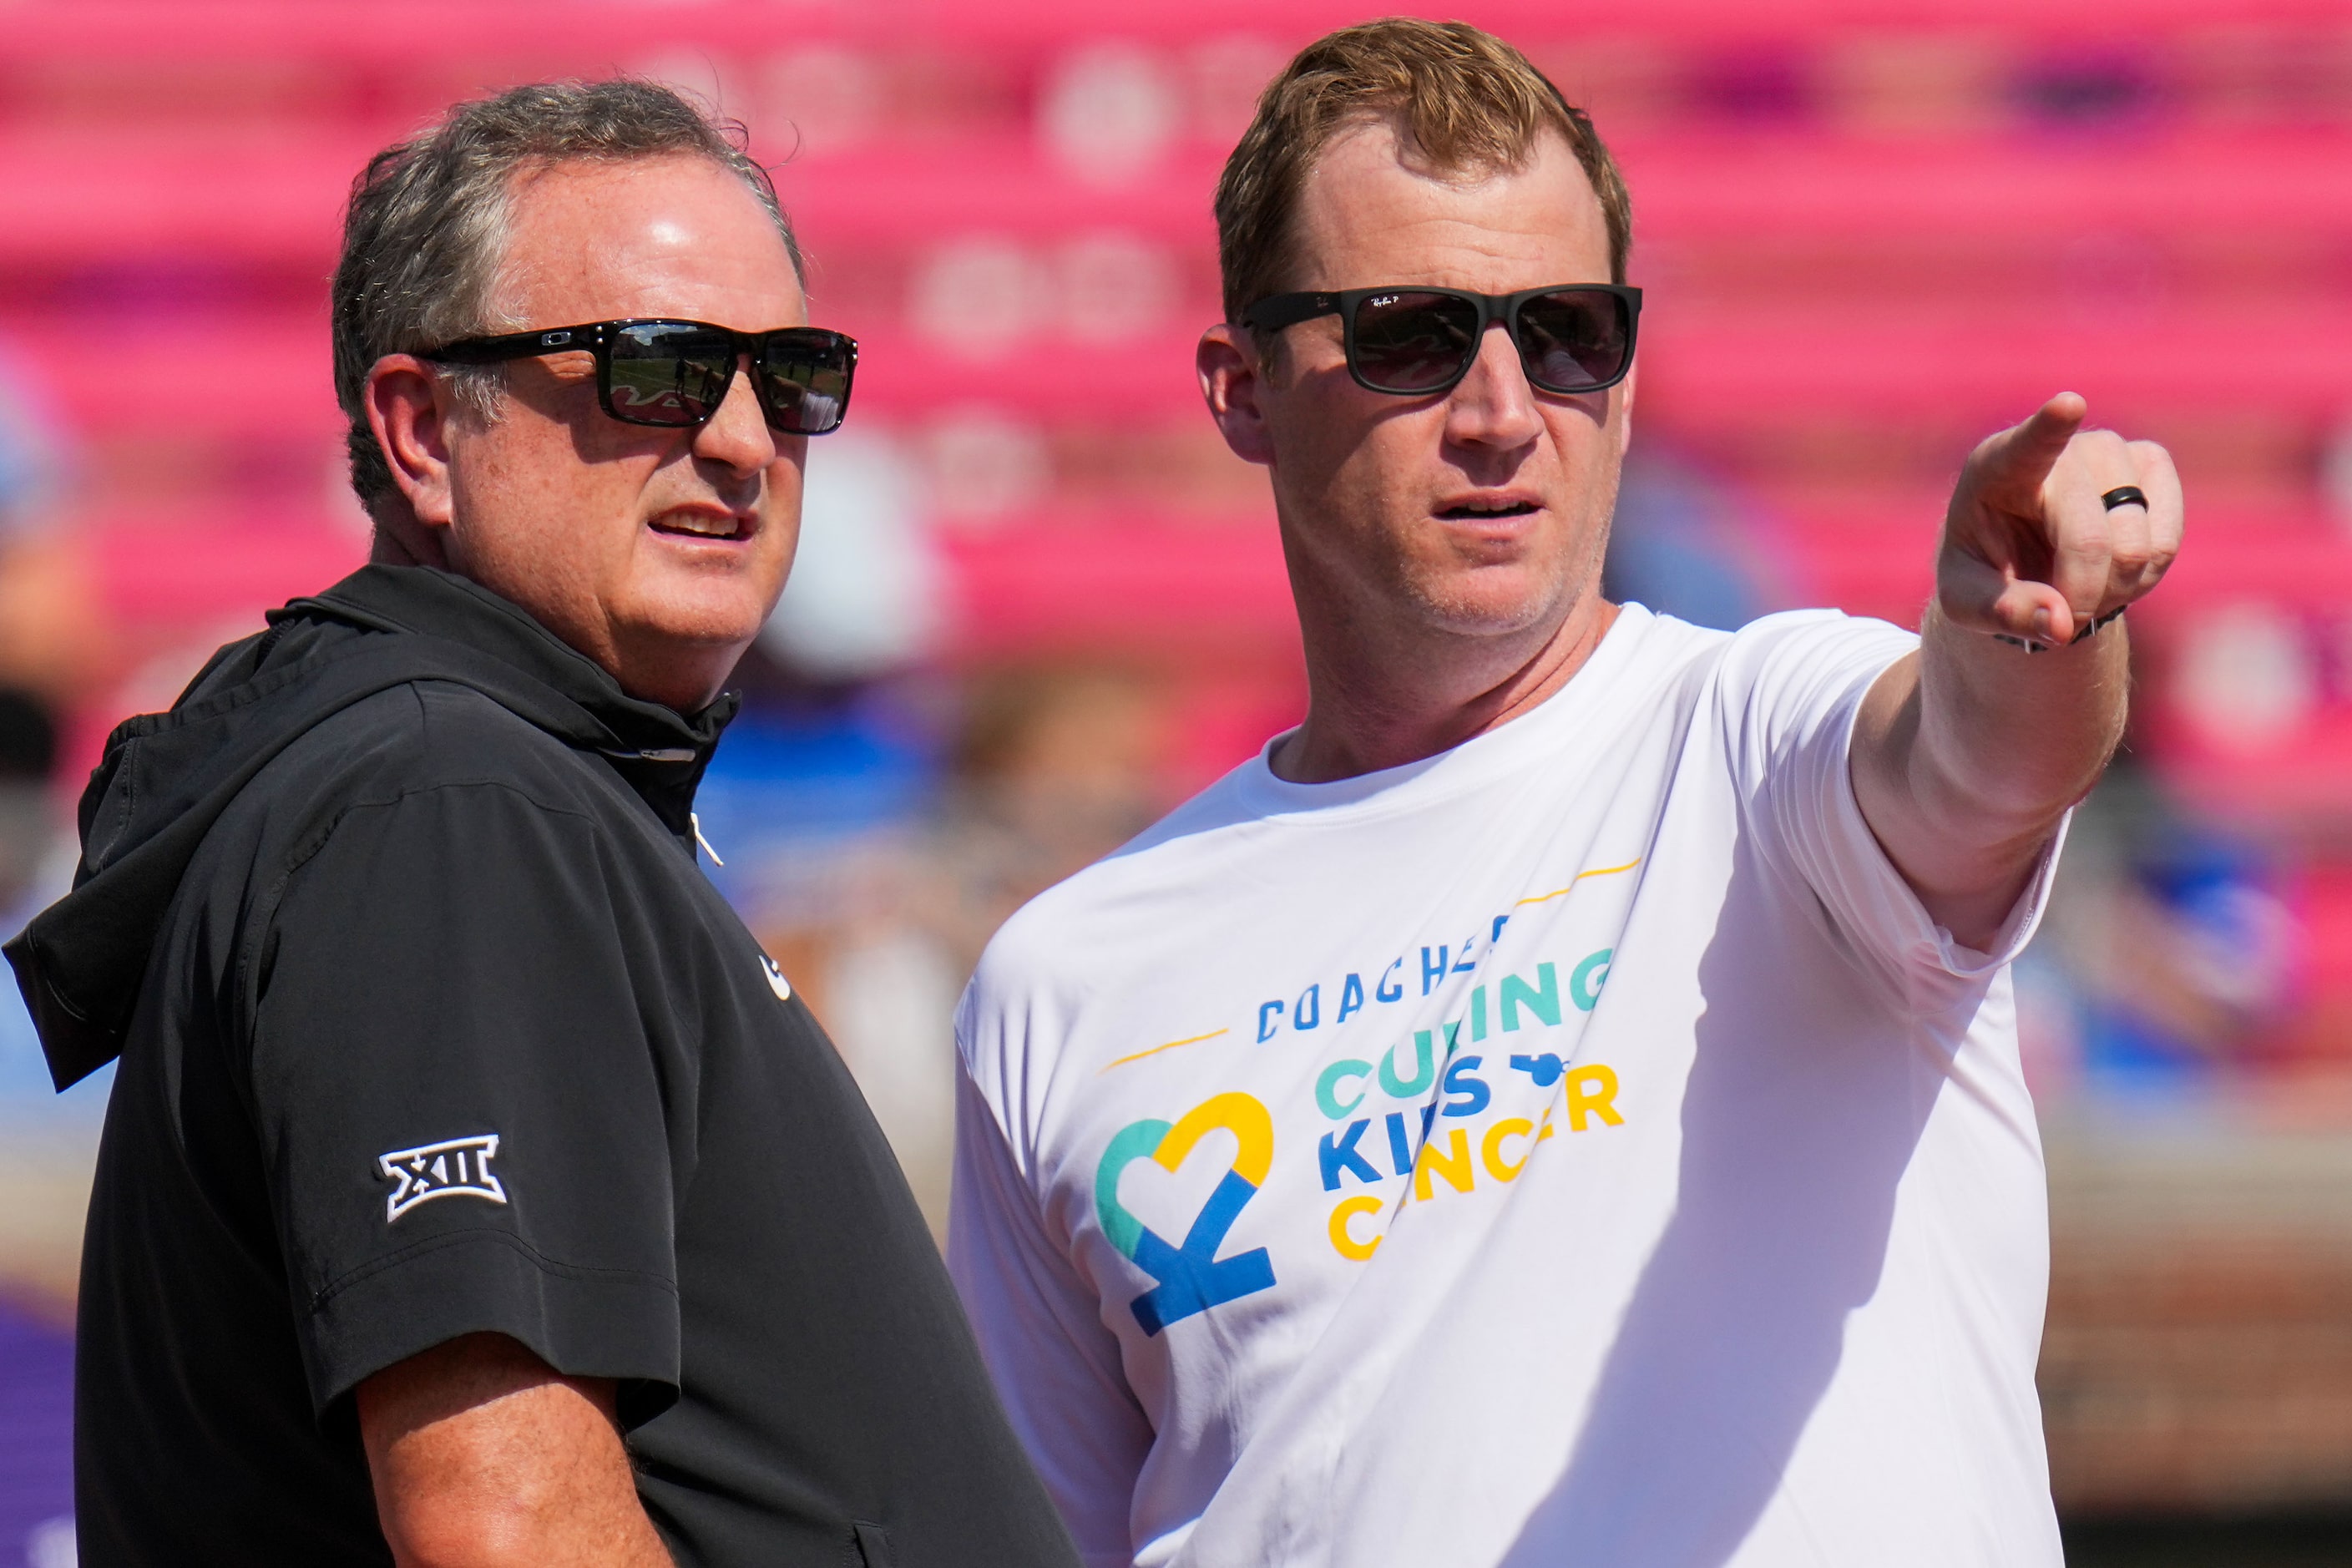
[1613,360,1637,459]
[1197,324,1277,468]
[364,355,460,555]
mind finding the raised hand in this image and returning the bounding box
[1937,392,2183,651]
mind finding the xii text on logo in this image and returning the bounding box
[377,1134,508,1222]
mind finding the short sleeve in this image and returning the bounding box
[245,779,682,1421]
[1721,611,2066,990]
[948,1030,1150,1567]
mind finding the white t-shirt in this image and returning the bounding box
[950,606,2064,1568]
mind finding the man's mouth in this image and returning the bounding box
[1436,498,1540,521]
[650,510,752,542]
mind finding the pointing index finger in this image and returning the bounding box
[1991,392,2089,490]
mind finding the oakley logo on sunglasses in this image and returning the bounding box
[1241,284,1641,399]
[424,317,859,436]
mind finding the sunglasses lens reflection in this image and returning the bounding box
[598,322,852,433]
[1351,291,1479,392]
[1517,291,1631,392]
[758,333,854,435]
[608,323,736,426]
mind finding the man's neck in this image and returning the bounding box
[1272,591,1621,784]
[367,524,733,715]
[368,516,446,570]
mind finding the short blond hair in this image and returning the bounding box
[1214,18,1632,324]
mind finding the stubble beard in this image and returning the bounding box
[1383,493,1616,651]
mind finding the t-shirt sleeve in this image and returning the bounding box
[948,1026,1150,1568]
[1722,610,2066,993]
[244,779,683,1422]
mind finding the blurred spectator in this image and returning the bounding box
[760,425,943,680]
[2031,758,2301,1103]
[0,342,65,536]
[1604,446,1793,631]
[0,337,104,715]
[928,665,1171,969]
[0,339,79,1106]
[0,333,104,1331]
[0,683,99,1323]
[755,664,1171,1232]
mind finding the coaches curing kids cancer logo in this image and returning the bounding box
[1095,1093,1278,1336]
[377,1134,508,1222]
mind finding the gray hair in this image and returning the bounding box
[331,78,804,517]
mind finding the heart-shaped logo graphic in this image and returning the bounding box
[1094,1091,1279,1336]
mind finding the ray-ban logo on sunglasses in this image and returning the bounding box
[377,1134,508,1222]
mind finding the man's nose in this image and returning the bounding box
[691,353,781,475]
[1444,321,1543,452]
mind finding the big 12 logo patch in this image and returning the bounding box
[1093,1092,1278,1336]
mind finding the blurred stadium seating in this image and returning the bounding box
[4,0,2351,787]
[0,0,2349,1552]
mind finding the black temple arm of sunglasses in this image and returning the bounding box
[1240,293,1342,332]
[422,326,602,365]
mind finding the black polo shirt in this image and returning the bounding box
[12,566,1074,1566]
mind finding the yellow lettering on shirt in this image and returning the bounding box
[1412,1129,1474,1200]
[1565,1065,1624,1130]
[1481,1118,1534,1181]
[1328,1195,1383,1260]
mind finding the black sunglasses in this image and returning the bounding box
[424,318,857,436]
[1242,284,1641,397]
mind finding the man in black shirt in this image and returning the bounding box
[7,82,1076,1567]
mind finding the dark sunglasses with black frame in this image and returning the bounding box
[423,317,858,436]
[1241,284,1641,398]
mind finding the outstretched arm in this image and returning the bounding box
[1853,392,2183,950]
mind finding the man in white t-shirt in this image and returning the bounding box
[948,19,2182,1568]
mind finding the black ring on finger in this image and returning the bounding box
[2101,485,2148,511]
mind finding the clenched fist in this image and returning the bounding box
[1938,392,2183,651]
